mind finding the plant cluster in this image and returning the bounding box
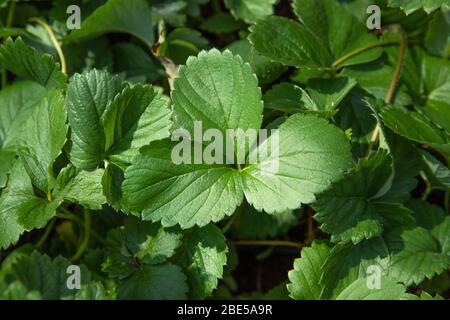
[0,0,449,300]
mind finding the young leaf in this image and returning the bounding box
[0,37,66,89]
[65,69,123,170]
[173,224,228,299]
[101,84,172,164]
[54,165,106,210]
[67,0,155,47]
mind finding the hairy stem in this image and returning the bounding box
[233,240,303,249]
[29,17,67,74]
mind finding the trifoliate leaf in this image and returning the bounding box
[122,140,244,228]
[67,0,154,47]
[242,114,352,213]
[0,81,46,149]
[172,49,263,145]
[313,151,413,244]
[287,241,333,300]
[65,69,123,170]
[388,0,449,15]
[226,39,287,84]
[54,165,106,210]
[6,251,91,299]
[0,37,66,89]
[174,224,228,299]
[224,0,277,24]
[248,16,332,69]
[17,90,68,193]
[101,84,172,164]
[117,263,188,300]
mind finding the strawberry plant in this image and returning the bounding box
[0,0,449,301]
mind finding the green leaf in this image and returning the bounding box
[287,241,333,300]
[306,77,357,112]
[292,0,383,67]
[226,39,287,84]
[54,165,106,210]
[6,251,91,299]
[248,16,332,69]
[174,224,228,299]
[0,149,15,188]
[117,263,188,300]
[242,114,352,213]
[18,90,68,193]
[0,81,46,149]
[0,161,27,249]
[313,151,414,244]
[319,237,390,299]
[425,8,450,57]
[263,82,316,113]
[224,0,277,23]
[0,37,66,89]
[380,107,449,146]
[334,277,409,300]
[122,140,244,228]
[421,150,450,189]
[67,0,154,47]
[65,69,124,170]
[74,282,111,300]
[101,84,172,164]
[172,49,263,144]
[386,200,450,285]
[388,0,449,15]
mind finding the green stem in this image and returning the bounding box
[29,17,67,74]
[36,218,56,248]
[331,39,400,69]
[368,25,407,152]
[233,240,303,249]
[56,208,105,245]
[70,208,91,262]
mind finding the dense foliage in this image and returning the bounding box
[0,0,449,300]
